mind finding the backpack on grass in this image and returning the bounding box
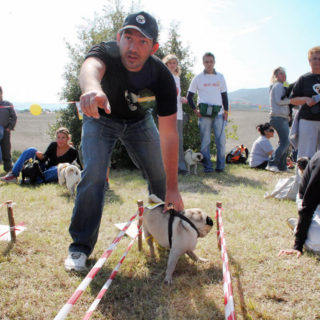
[226,144,249,164]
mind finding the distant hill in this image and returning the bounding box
[229,87,270,111]
[13,87,271,112]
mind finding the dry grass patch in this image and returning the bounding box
[1,165,320,319]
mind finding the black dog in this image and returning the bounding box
[21,159,46,185]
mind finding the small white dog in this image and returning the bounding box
[57,163,81,196]
[143,194,213,284]
[184,149,203,175]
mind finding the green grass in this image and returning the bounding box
[1,165,320,319]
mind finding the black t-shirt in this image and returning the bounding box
[85,41,177,120]
[42,142,82,169]
[291,72,320,121]
[294,151,320,252]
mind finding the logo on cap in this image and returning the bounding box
[136,14,146,24]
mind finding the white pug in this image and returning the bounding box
[57,163,81,196]
[184,149,204,175]
[143,194,213,284]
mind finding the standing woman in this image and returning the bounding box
[163,54,189,175]
[1,127,82,183]
[266,67,290,172]
[249,123,275,169]
[290,46,320,160]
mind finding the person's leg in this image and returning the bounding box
[297,119,318,159]
[1,129,13,172]
[42,166,58,182]
[11,147,38,177]
[177,119,187,173]
[269,117,290,170]
[199,117,213,172]
[68,116,118,257]
[121,113,166,201]
[213,114,226,171]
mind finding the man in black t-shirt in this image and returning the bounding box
[65,11,184,271]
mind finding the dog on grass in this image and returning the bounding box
[21,159,45,184]
[184,149,203,175]
[142,194,213,284]
[57,163,81,196]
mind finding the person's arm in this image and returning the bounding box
[158,114,184,212]
[279,97,314,106]
[8,106,17,130]
[79,57,111,118]
[187,91,201,118]
[221,91,229,121]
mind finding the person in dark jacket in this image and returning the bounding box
[278,151,320,257]
[0,86,17,172]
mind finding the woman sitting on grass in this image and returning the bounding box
[248,123,275,169]
[1,127,82,184]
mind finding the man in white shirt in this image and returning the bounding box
[187,52,229,173]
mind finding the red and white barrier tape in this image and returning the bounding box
[216,204,236,320]
[83,225,142,319]
[54,211,139,320]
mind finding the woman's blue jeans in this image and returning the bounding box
[269,117,290,170]
[12,147,58,182]
[199,114,226,171]
[68,113,166,256]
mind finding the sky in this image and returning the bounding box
[1,0,319,104]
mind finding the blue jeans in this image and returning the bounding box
[69,113,166,256]
[12,147,58,182]
[269,117,290,170]
[177,119,187,172]
[199,114,226,171]
[0,125,4,162]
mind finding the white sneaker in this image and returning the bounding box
[287,218,297,231]
[64,252,87,271]
[266,165,280,172]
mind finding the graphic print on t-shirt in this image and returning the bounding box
[313,84,320,95]
[124,89,156,112]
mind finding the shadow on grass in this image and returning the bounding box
[179,165,266,194]
[69,246,225,320]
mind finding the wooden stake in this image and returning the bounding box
[6,200,16,242]
[137,200,144,251]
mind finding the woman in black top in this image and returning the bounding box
[1,127,82,183]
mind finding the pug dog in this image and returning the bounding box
[184,149,204,175]
[57,163,81,196]
[143,194,213,284]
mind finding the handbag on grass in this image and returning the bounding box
[198,103,221,118]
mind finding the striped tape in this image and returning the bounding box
[216,203,236,320]
[54,210,139,320]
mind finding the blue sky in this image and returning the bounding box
[1,0,319,104]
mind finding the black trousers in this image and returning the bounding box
[1,129,13,172]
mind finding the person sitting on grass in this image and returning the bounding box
[248,123,275,169]
[278,151,320,258]
[1,127,82,184]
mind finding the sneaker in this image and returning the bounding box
[215,168,224,173]
[287,218,297,231]
[1,172,18,183]
[64,252,87,271]
[266,165,280,173]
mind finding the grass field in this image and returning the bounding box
[1,164,319,320]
